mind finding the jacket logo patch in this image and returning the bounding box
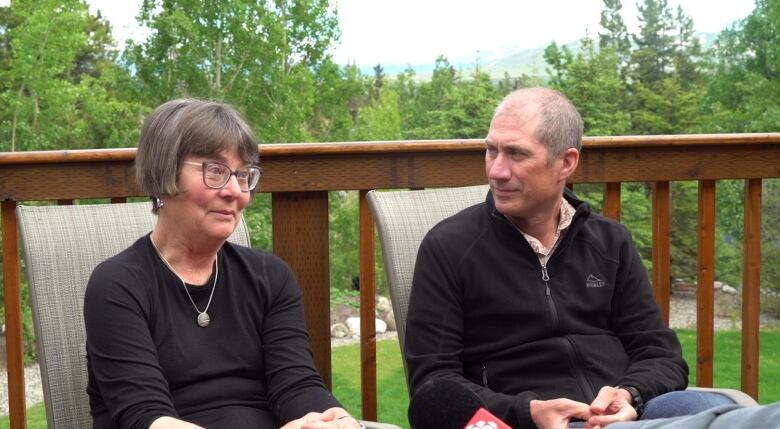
[586,274,606,288]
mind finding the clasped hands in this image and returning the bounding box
[530,386,638,429]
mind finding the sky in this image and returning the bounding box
[87,0,757,67]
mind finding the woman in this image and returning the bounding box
[84,99,363,429]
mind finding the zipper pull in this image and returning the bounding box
[482,363,488,387]
[541,265,550,282]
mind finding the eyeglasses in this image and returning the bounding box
[183,161,262,192]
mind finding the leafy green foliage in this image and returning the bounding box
[545,40,631,136]
[0,0,142,151]
[124,0,340,143]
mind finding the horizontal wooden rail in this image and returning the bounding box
[2,134,780,429]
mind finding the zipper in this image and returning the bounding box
[481,363,488,387]
[564,337,597,400]
[541,261,559,328]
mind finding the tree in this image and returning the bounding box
[0,0,87,151]
[371,63,385,100]
[442,67,501,138]
[545,38,631,136]
[124,0,340,143]
[354,86,402,141]
[0,0,141,151]
[630,0,676,87]
[703,0,780,133]
[673,6,704,89]
[703,0,780,298]
[627,0,705,134]
[308,61,368,142]
[599,0,631,73]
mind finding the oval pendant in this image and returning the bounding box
[197,312,210,327]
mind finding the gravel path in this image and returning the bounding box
[3,294,777,416]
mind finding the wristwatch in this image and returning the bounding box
[617,385,645,415]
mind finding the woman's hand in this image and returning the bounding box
[149,416,206,429]
[280,407,363,429]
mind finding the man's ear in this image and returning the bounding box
[559,148,580,180]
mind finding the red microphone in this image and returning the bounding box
[464,407,513,429]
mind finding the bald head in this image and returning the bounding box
[492,87,583,164]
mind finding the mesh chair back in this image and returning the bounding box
[366,185,488,378]
[16,202,250,429]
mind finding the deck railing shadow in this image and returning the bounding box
[1,133,779,428]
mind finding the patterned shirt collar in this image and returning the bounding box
[507,196,575,259]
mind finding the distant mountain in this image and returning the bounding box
[480,40,581,80]
[350,32,717,82]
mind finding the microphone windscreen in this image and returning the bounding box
[408,378,485,429]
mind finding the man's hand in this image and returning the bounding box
[585,386,638,428]
[530,398,591,429]
[280,407,362,429]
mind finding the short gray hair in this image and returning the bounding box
[495,87,583,164]
[135,99,259,213]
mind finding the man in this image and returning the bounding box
[404,87,731,428]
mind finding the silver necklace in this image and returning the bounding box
[149,236,218,327]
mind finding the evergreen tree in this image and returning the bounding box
[598,0,631,73]
[545,38,631,136]
[704,0,780,132]
[630,0,676,87]
[371,63,385,100]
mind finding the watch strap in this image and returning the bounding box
[617,385,645,415]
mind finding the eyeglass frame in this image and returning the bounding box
[182,160,263,192]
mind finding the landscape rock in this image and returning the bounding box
[375,318,388,334]
[330,323,350,338]
[384,309,396,332]
[344,317,388,335]
[345,317,361,335]
[376,296,392,314]
[331,303,356,325]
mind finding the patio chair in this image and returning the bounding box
[16,202,249,428]
[366,185,758,406]
[17,202,399,429]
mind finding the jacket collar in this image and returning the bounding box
[484,186,591,248]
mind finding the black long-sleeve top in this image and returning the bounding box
[405,190,688,428]
[84,235,341,429]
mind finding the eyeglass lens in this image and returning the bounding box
[203,162,261,191]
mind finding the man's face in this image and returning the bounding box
[485,111,568,221]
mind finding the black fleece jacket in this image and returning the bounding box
[405,190,688,428]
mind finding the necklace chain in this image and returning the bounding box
[149,235,218,327]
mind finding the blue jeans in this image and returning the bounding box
[640,390,735,420]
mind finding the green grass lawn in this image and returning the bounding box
[677,329,780,403]
[332,339,410,429]
[3,330,778,429]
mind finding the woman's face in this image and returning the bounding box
[161,148,253,244]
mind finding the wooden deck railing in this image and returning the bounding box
[2,134,780,428]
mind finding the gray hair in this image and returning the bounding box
[494,87,583,164]
[135,98,260,213]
